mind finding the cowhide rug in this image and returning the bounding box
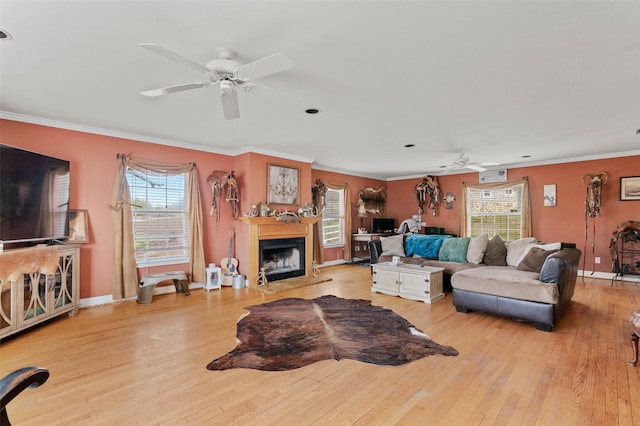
[206,295,458,371]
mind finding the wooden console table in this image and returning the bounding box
[1,245,80,339]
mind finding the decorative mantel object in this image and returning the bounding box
[267,164,299,205]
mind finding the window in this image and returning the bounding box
[467,182,524,240]
[322,188,345,246]
[126,168,189,266]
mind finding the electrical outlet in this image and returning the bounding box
[595,257,601,264]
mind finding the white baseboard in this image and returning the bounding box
[578,270,640,283]
[318,259,348,267]
[79,282,205,308]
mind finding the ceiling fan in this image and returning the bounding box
[433,153,500,173]
[138,43,294,120]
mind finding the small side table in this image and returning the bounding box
[351,233,394,262]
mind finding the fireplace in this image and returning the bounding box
[239,216,319,287]
[259,237,305,282]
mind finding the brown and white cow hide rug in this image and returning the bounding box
[206,295,458,371]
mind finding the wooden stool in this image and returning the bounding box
[630,310,640,366]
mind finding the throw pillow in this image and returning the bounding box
[483,234,507,266]
[466,234,489,264]
[438,237,471,263]
[516,242,562,266]
[505,237,536,267]
[405,234,451,258]
[516,247,558,272]
[380,234,405,257]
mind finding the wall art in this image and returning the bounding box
[268,164,299,205]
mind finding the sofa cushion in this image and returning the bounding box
[421,259,481,276]
[539,256,566,283]
[505,237,536,267]
[451,266,559,304]
[517,241,562,266]
[467,234,489,264]
[483,234,507,266]
[438,237,471,262]
[380,234,405,257]
[405,234,451,258]
[516,247,558,272]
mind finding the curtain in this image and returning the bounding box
[312,180,326,264]
[110,154,205,300]
[311,180,352,263]
[460,177,531,238]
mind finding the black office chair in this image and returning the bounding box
[0,366,49,426]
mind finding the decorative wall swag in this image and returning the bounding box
[582,172,608,219]
[207,170,239,228]
[414,176,441,216]
[581,171,609,278]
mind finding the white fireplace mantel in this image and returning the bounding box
[239,216,319,287]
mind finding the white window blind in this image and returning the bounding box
[322,188,344,246]
[126,168,189,266]
[467,183,524,241]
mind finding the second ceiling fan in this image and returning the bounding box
[139,43,294,119]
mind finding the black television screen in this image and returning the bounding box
[0,144,71,245]
[372,218,395,233]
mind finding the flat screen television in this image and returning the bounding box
[0,144,71,246]
[372,218,395,234]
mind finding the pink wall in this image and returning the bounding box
[386,156,640,274]
[2,118,637,299]
[2,119,237,298]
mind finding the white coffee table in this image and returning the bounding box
[371,262,444,304]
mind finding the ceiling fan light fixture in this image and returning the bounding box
[219,80,235,95]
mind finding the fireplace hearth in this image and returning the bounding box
[259,237,305,282]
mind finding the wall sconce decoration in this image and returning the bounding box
[444,192,456,209]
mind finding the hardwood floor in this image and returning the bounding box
[2,265,640,425]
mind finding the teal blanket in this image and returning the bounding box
[405,234,451,259]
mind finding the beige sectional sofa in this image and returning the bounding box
[369,233,581,331]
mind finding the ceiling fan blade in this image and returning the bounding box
[221,89,240,120]
[237,53,294,80]
[139,43,210,74]
[477,162,500,167]
[467,164,488,172]
[141,82,209,97]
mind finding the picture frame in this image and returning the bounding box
[543,184,557,207]
[68,209,89,243]
[267,164,299,205]
[620,176,640,201]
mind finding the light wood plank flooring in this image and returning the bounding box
[2,265,640,425]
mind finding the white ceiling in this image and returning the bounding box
[1,1,639,180]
